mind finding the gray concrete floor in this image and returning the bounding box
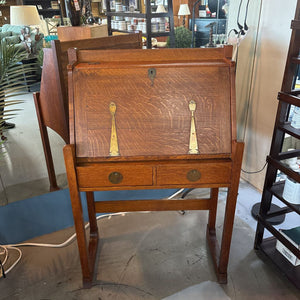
[0,184,299,299]
[0,87,299,298]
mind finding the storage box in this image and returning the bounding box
[51,1,59,9]
[57,25,108,42]
[276,226,300,266]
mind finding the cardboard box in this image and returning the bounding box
[276,226,300,266]
[57,25,108,42]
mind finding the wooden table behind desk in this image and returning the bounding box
[57,25,108,41]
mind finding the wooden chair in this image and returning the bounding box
[64,46,244,288]
[34,33,143,191]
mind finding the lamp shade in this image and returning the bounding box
[156,4,167,13]
[178,4,191,16]
[10,5,41,26]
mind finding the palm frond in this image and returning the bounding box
[1,41,38,140]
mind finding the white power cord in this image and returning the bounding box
[0,189,185,279]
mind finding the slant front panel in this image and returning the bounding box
[73,64,231,158]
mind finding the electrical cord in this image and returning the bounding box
[237,0,244,32]
[0,189,184,279]
[241,161,267,174]
[244,0,250,30]
[227,0,266,175]
[0,257,6,278]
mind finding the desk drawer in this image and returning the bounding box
[156,162,231,185]
[77,164,153,188]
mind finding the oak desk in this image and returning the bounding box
[64,46,244,287]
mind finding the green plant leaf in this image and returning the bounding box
[1,41,37,141]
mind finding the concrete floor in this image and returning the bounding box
[0,85,66,206]
[0,87,299,298]
[0,185,299,299]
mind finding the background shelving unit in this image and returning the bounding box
[22,0,65,18]
[106,0,175,49]
[0,0,22,25]
[190,0,228,48]
[254,0,300,289]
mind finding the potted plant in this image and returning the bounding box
[167,26,193,48]
[0,41,36,141]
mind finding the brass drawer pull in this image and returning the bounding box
[108,172,123,184]
[187,169,201,182]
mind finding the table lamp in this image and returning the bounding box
[10,5,41,26]
[178,4,190,27]
[156,4,167,27]
[156,4,167,13]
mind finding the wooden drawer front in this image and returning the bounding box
[77,165,153,188]
[156,162,232,185]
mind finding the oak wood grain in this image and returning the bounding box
[64,45,244,287]
[72,62,231,157]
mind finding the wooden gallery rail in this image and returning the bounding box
[64,45,244,288]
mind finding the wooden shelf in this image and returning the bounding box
[106,0,175,49]
[291,19,300,29]
[278,123,300,139]
[38,9,60,12]
[111,29,170,37]
[291,56,300,64]
[258,237,300,289]
[107,12,146,18]
[23,0,65,18]
[267,156,300,183]
[277,92,300,106]
[269,182,300,214]
[254,1,300,290]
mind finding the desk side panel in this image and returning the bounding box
[39,48,69,142]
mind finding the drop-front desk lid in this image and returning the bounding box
[68,46,236,160]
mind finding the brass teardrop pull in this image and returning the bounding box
[109,102,120,157]
[108,172,123,184]
[186,169,201,182]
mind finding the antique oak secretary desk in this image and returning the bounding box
[64,45,244,287]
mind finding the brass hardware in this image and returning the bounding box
[187,169,201,182]
[148,68,156,86]
[188,100,199,154]
[108,171,123,184]
[109,102,120,156]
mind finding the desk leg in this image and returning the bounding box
[208,188,219,234]
[86,191,99,286]
[86,192,98,237]
[64,144,94,287]
[34,92,59,192]
[206,187,221,281]
[218,141,244,283]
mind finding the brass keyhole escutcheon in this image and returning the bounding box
[148,68,156,86]
[186,169,201,182]
[108,172,123,184]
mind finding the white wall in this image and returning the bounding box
[229,0,297,191]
